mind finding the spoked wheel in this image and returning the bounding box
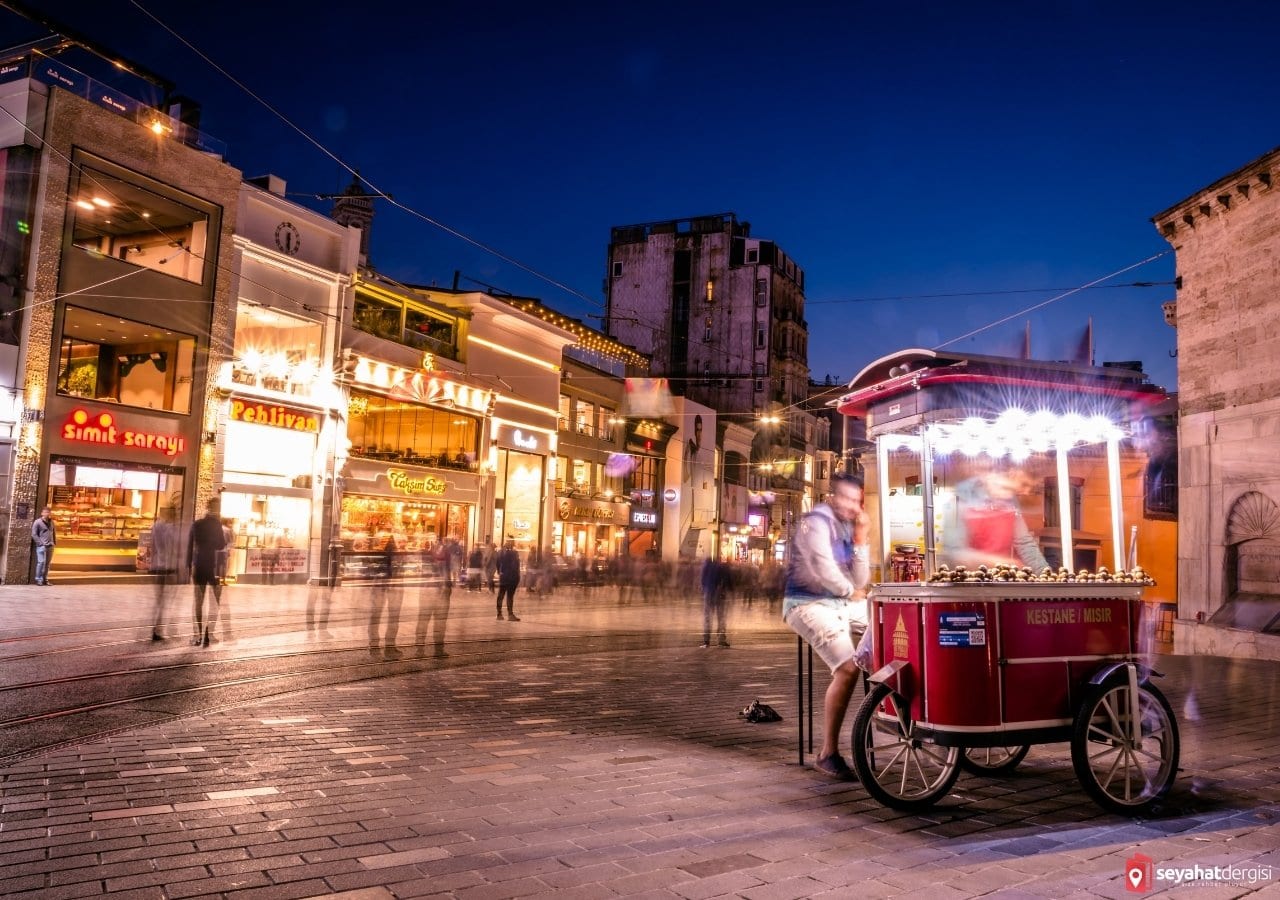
[851,682,961,811]
[960,745,1031,775]
[1071,675,1179,815]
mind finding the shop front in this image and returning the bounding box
[492,422,551,555]
[41,405,195,576]
[338,457,479,581]
[218,396,325,584]
[552,496,629,562]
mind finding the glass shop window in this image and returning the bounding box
[57,305,196,413]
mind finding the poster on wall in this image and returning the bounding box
[885,490,955,551]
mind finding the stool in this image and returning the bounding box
[795,631,870,766]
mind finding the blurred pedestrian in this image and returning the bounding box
[31,505,56,586]
[700,554,731,648]
[149,507,179,641]
[187,498,227,647]
[482,537,498,592]
[368,534,403,658]
[496,538,521,621]
[416,536,454,658]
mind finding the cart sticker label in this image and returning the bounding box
[938,612,986,647]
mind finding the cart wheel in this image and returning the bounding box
[851,682,961,811]
[1071,676,1179,815]
[960,745,1030,776]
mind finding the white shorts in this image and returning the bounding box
[784,598,868,673]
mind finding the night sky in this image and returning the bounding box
[7,0,1280,394]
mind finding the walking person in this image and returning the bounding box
[496,538,521,621]
[187,498,228,647]
[700,554,731,648]
[149,507,179,640]
[31,505,56,585]
[416,536,454,658]
[368,535,403,658]
[482,538,498,593]
[782,471,871,781]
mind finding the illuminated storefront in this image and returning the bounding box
[218,396,324,583]
[552,496,629,561]
[215,291,339,584]
[41,405,195,575]
[492,423,550,555]
[338,353,491,577]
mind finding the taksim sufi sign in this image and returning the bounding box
[385,468,447,497]
[61,408,186,457]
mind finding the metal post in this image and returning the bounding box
[1106,436,1124,572]
[920,428,937,580]
[807,643,814,755]
[796,635,805,765]
[1056,445,1074,572]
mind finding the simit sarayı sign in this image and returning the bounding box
[62,408,186,457]
[229,399,321,433]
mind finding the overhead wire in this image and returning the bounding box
[9,16,1176,415]
[126,0,604,312]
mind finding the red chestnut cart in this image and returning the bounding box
[836,351,1179,815]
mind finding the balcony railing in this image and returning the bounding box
[5,51,227,157]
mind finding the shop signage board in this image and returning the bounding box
[495,424,545,452]
[61,408,186,457]
[557,498,619,522]
[630,509,658,529]
[229,399,321,433]
[385,468,447,497]
[244,547,308,575]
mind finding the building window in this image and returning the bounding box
[756,327,765,349]
[754,379,764,393]
[612,261,623,277]
[598,407,615,441]
[1044,477,1083,530]
[576,402,595,436]
[57,305,197,413]
[746,247,759,264]
[69,166,211,285]
[352,294,402,342]
[558,394,572,431]
[755,279,767,306]
[346,389,479,468]
[231,302,324,398]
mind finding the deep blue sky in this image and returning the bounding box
[9,1,1280,392]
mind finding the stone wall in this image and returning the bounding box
[1155,148,1280,632]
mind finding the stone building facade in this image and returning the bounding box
[1153,145,1280,658]
[0,71,241,583]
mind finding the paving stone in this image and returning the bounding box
[1,586,1278,899]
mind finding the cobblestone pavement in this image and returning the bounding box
[0,583,1278,898]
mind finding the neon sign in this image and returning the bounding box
[229,399,320,433]
[62,409,186,457]
[386,468,446,497]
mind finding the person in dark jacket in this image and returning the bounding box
[700,555,731,648]
[31,506,56,585]
[496,538,521,621]
[187,498,227,647]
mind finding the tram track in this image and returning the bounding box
[0,627,695,765]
